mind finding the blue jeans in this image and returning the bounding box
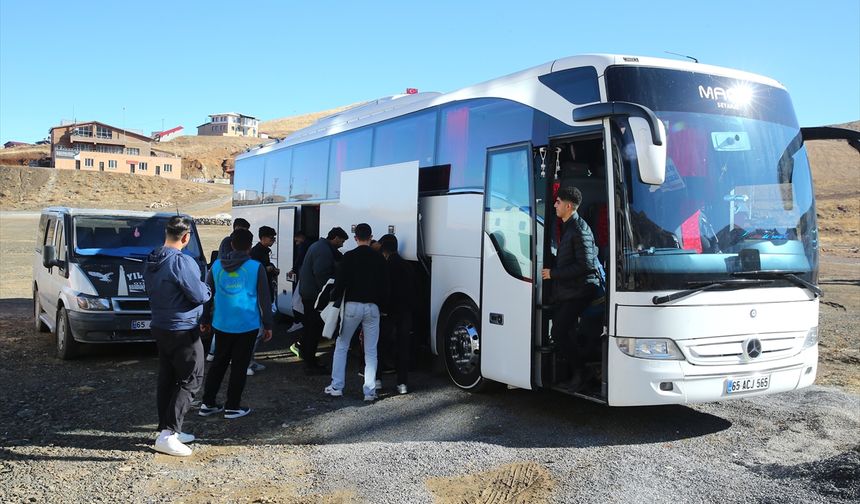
[330,302,380,396]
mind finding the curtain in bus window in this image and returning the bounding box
[328,128,372,199]
[371,112,435,168]
[438,100,533,191]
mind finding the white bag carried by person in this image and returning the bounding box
[320,301,340,339]
[291,279,304,315]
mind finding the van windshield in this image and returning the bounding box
[73,216,202,259]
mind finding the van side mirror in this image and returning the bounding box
[42,245,56,268]
[573,101,667,185]
[629,116,667,185]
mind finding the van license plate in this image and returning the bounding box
[131,320,151,330]
[725,374,770,395]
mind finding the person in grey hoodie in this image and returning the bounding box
[144,216,211,457]
[198,229,273,420]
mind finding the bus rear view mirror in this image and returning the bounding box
[629,116,666,185]
[573,101,667,185]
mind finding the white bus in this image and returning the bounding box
[232,54,858,406]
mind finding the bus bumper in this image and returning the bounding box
[606,343,818,406]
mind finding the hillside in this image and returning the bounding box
[0,165,232,215]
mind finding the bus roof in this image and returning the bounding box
[238,54,786,161]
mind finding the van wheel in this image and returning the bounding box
[56,307,78,360]
[442,301,490,391]
[34,289,48,333]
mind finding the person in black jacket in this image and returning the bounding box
[541,186,600,391]
[246,225,279,375]
[325,223,389,401]
[297,227,348,373]
[379,234,415,394]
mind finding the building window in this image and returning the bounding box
[127,147,139,155]
[76,143,94,152]
[85,158,94,167]
[96,145,122,154]
[73,126,92,137]
[96,125,112,139]
[108,160,117,169]
[139,162,148,171]
[164,163,172,172]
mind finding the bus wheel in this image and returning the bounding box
[56,307,78,360]
[442,302,486,390]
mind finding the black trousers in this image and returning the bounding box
[201,329,257,410]
[381,312,413,385]
[299,298,323,366]
[154,327,204,434]
[551,285,599,370]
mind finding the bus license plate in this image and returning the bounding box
[725,374,770,395]
[131,320,151,330]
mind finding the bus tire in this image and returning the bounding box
[441,300,489,391]
[56,307,78,360]
[34,288,48,333]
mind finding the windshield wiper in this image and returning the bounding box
[652,279,773,305]
[731,270,821,298]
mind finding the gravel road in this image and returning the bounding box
[1,296,858,504]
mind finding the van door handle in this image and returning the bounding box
[489,313,504,325]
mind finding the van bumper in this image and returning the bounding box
[66,310,154,343]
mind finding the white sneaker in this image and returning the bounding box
[249,362,266,372]
[375,379,382,390]
[324,385,343,397]
[177,432,196,444]
[154,433,192,457]
[246,367,255,376]
[364,393,377,402]
[205,353,215,362]
[397,384,408,395]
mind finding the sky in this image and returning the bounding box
[1,0,858,144]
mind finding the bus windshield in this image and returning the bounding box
[73,216,203,260]
[606,66,817,291]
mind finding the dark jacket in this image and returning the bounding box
[202,250,273,330]
[250,242,277,282]
[551,212,600,302]
[144,246,211,331]
[332,245,389,310]
[385,252,415,315]
[299,238,338,301]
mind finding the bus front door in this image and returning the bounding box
[480,144,535,390]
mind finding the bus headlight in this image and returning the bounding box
[616,337,685,360]
[802,327,819,350]
[75,295,111,311]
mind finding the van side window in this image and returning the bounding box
[44,218,56,247]
[57,224,67,262]
[36,215,48,252]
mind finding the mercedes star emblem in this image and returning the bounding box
[744,338,763,359]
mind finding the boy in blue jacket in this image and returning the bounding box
[144,216,211,457]
[198,229,273,420]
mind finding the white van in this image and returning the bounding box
[33,208,207,359]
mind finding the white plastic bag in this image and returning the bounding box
[291,280,304,315]
[320,301,340,339]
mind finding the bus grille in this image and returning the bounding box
[678,332,805,365]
